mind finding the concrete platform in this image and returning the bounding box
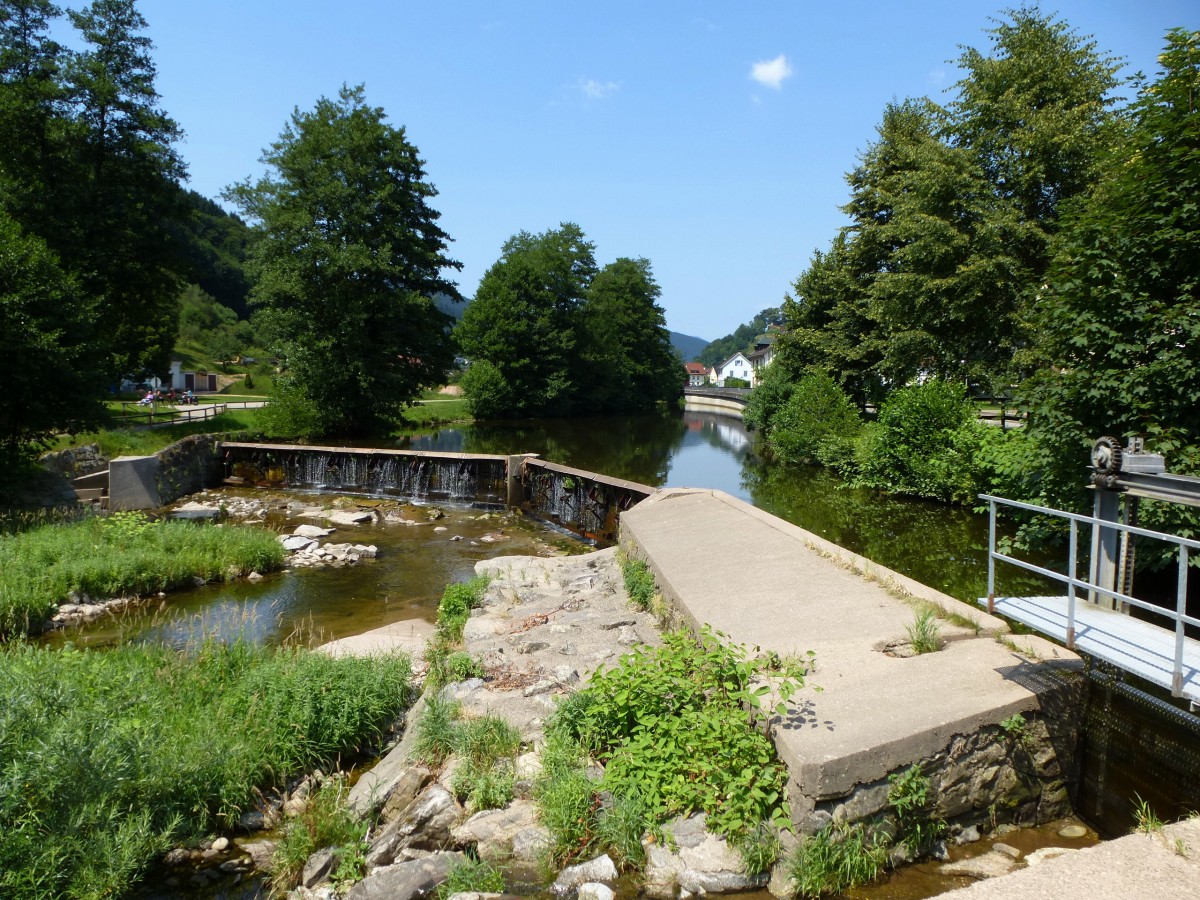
[983,594,1200,703]
[620,489,1083,808]
[940,815,1200,899]
[317,619,435,659]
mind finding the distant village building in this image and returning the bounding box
[747,329,781,384]
[169,360,218,393]
[684,361,709,387]
[715,352,754,387]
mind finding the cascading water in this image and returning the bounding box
[226,447,507,505]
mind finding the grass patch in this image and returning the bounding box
[787,820,887,898]
[270,775,367,895]
[436,856,505,900]
[0,512,285,638]
[0,640,413,900]
[434,575,491,644]
[905,609,943,654]
[54,410,261,457]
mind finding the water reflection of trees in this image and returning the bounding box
[740,460,1057,602]
[451,414,688,487]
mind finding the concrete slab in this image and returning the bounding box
[620,489,1081,802]
[317,619,434,659]
[939,816,1200,899]
[108,455,160,511]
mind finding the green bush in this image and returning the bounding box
[436,575,491,642]
[436,856,506,900]
[0,641,413,900]
[541,627,809,859]
[0,516,285,638]
[768,372,862,470]
[852,380,985,503]
[742,366,796,439]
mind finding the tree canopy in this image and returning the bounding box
[227,84,461,438]
[456,224,681,418]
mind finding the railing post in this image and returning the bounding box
[1067,520,1078,650]
[1173,546,1188,697]
[987,499,996,613]
[1089,489,1122,610]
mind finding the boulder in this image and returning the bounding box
[939,849,1020,879]
[295,524,333,538]
[643,815,764,898]
[577,885,615,900]
[450,800,538,859]
[346,851,465,900]
[327,510,374,526]
[302,846,337,887]
[280,535,317,552]
[366,785,463,870]
[552,854,618,894]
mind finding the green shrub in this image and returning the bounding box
[270,775,366,894]
[852,380,985,503]
[436,576,490,642]
[743,366,796,439]
[0,641,412,900]
[413,695,461,765]
[542,627,808,852]
[769,372,862,470]
[888,764,944,855]
[436,856,506,900]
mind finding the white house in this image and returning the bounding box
[684,361,709,387]
[715,352,754,387]
[169,360,218,393]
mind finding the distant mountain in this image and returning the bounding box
[435,292,467,321]
[670,331,709,361]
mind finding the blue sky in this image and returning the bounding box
[140,1,1196,340]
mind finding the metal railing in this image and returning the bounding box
[982,493,1200,696]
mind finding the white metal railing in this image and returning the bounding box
[982,493,1200,696]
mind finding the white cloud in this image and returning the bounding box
[750,53,792,90]
[578,78,619,100]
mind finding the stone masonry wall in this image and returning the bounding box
[154,434,223,505]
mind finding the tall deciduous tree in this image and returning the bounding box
[0,211,105,464]
[576,257,681,413]
[1022,28,1200,510]
[227,84,461,438]
[456,223,595,417]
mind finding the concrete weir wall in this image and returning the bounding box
[620,488,1084,836]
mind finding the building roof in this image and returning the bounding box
[684,361,708,375]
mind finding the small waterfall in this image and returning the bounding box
[520,465,646,543]
[227,447,506,505]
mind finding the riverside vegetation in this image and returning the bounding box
[0,510,285,637]
[0,507,418,900]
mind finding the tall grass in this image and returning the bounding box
[60,410,261,458]
[0,514,285,637]
[0,639,413,900]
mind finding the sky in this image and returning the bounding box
[136,1,1196,341]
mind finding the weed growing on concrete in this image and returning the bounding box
[1174,837,1190,857]
[888,764,945,856]
[270,775,366,895]
[906,609,943,654]
[1132,794,1164,834]
[786,820,886,898]
[999,713,1032,748]
[436,855,506,899]
[617,550,658,611]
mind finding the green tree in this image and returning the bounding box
[768,371,862,470]
[0,211,105,464]
[576,257,681,412]
[777,233,884,408]
[63,0,184,378]
[697,307,782,369]
[227,84,461,438]
[844,99,1028,388]
[456,223,595,417]
[1019,29,1200,523]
